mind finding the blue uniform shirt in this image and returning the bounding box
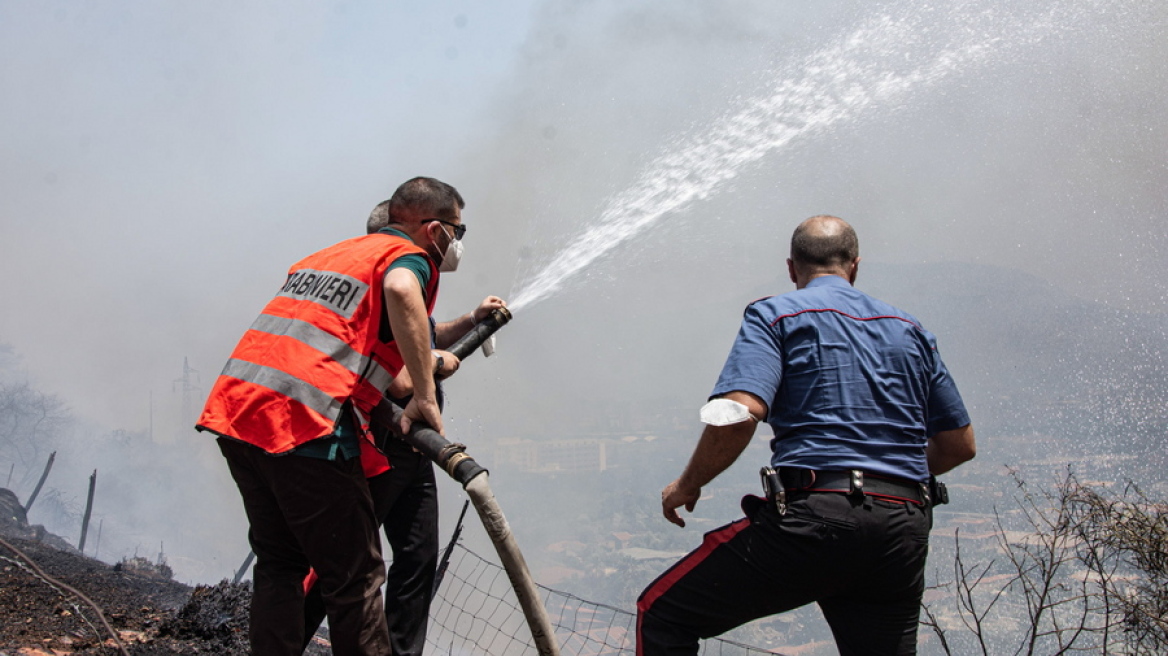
[711,275,969,482]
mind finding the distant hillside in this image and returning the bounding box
[864,262,1164,393]
[865,262,1168,464]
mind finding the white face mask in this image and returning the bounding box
[699,398,757,426]
[439,235,463,272]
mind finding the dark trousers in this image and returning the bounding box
[377,437,440,656]
[218,437,390,656]
[304,436,439,656]
[637,492,931,656]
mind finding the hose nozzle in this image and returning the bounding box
[449,307,513,360]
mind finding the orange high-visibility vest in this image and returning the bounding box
[197,232,438,454]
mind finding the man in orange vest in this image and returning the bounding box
[300,194,506,655]
[198,177,498,656]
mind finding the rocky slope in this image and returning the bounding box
[0,486,331,655]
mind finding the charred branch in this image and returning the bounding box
[22,450,55,514]
[78,469,97,554]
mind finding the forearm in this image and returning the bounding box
[679,390,767,490]
[383,272,436,400]
[433,312,476,349]
[434,296,508,348]
[927,424,976,475]
[661,391,766,527]
[677,422,756,492]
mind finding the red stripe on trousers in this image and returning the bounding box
[636,518,751,656]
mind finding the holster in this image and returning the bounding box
[759,466,787,515]
[928,475,949,506]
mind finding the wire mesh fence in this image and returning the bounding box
[426,544,779,656]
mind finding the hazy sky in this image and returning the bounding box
[3,0,1166,582]
[1,0,540,429]
[3,0,1165,431]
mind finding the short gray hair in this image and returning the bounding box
[366,200,391,234]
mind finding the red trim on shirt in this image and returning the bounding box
[769,308,922,330]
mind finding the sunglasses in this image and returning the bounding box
[422,219,466,240]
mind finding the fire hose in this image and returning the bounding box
[371,307,561,656]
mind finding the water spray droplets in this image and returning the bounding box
[509,0,1117,313]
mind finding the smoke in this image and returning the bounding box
[2,0,1166,589]
[0,0,539,581]
[507,2,1074,311]
[440,0,1168,587]
[447,0,1168,425]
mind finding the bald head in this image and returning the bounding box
[788,215,860,287]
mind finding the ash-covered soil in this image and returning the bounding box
[0,535,242,654]
[0,489,331,655]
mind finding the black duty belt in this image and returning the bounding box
[761,467,946,515]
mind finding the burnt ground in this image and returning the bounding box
[0,488,332,655]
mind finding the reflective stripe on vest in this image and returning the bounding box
[247,314,395,394]
[197,233,435,453]
[220,358,343,419]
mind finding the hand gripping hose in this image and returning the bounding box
[370,399,559,656]
[368,308,558,654]
[448,306,512,360]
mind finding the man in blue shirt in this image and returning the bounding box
[637,215,976,656]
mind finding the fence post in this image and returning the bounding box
[233,551,256,585]
[78,469,97,553]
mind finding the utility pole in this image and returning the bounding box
[173,357,201,429]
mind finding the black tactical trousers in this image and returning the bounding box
[637,491,931,656]
[372,436,440,656]
[303,436,439,656]
[217,437,390,656]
